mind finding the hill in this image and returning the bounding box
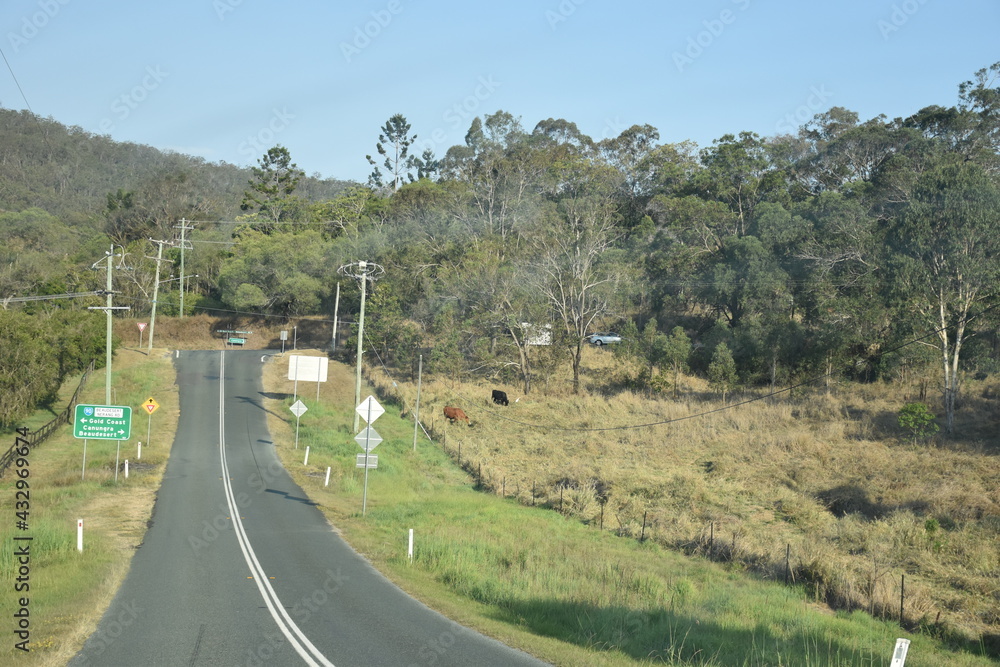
[0,106,355,221]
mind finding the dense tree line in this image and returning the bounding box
[1,64,998,432]
[0,309,105,426]
[209,64,998,432]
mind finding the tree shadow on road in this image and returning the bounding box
[264,488,318,506]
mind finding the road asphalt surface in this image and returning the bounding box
[72,349,547,666]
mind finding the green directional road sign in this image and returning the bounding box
[74,404,132,440]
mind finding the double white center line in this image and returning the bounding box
[218,351,335,666]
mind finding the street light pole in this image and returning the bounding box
[105,248,113,405]
[354,269,366,431]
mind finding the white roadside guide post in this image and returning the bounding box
[890,638,910,667]
[355,396,384,516]
[77,519,83,552]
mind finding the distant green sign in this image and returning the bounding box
[228,338,246,345]
[74,404,132,440]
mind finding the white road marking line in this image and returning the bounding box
[218,351,335,667]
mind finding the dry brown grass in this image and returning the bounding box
[114,313,335,351]
[365,346,1000,644]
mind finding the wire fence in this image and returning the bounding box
[0,360,95,477]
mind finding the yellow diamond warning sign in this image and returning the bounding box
[142,397,160,415]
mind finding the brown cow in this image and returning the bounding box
[443,406,470,425]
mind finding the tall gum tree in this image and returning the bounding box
[888,158,1000,433]
[531,193,623,393]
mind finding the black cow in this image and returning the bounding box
[492,389,509,406]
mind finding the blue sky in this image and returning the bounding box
[2,0,997,184]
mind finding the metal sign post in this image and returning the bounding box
[142,397,159,448]
[355,396,384,515]
[74,404,132,483]
[289,400,308,449]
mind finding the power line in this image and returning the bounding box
[1,291,105,303]
[0,46,33,114]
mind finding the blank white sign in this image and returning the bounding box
[287,355,328,382]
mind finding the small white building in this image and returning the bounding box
[521,322,552,346]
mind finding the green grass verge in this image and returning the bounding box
[0,349,178,666]
[266,360,997,667]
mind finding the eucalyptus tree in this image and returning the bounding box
[597,123,662,227]
[217,228,331,315]
[886,158,1000,433]
[708,342,738,404]
[530,192,624,393]
[441,111,543,250]
[688,131,787,235]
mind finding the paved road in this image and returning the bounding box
[72,349,546,666]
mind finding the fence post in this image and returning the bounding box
[640,511,647,542]
[785,544,791,584]
[710,522,714,556]
[900,574,905,625]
